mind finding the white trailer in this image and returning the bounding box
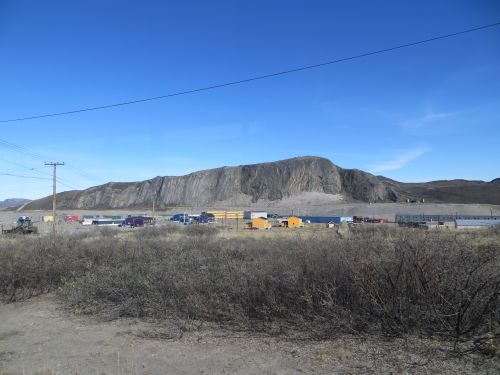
[244,211,268,220]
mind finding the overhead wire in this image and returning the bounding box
[0,139,46,159]
[0,21,499,123]
[0,138,101,186]
[64,163,102,182]
[0,187,53,192]
[0,156,81,190]
[1,21,499,198]
[0,173,51,180]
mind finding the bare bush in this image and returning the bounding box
[0,227,499,348]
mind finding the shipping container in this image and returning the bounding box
[365,218,389,224]
[280,216,304,228]
[244,211,268,220]
[80,215,102,225]
[206,211,244,219]
[64,215,79,223]
[91,218,123,226]
[247,217,271,230]
[81,218,95,225]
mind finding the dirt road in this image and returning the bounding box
[1,295,498,374]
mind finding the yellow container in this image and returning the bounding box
[281,216,304,228]
[206,211,244,219]
[42,215,54,222]
[250,217,271,230]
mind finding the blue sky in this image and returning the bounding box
[1,0,499,200]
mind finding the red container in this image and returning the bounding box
[65,215,79,223]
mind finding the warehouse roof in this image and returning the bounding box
[455,219,500,227]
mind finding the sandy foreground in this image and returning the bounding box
[0,295,498,374]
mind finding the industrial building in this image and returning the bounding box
[455,219,500,230]
[396,214,500,223]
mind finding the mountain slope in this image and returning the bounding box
[0,198,31,209]
[22,157,499,210]
[392,179,500,205]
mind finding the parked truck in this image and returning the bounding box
[2,216,38,235]
[122,216,145,227]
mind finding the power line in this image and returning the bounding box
[0,157,80,190]
[65,163,102,182]
[0,138,101,185]
[0,173,51,180]
[1,21,499,123]
[0,139,46,159]
[0,186,53,191]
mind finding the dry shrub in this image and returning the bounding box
[0,227,499,347]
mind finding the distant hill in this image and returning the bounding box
[0,198,31,209]
[22,157,500,210]
[381,178,500,205]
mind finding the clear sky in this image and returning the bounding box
[1,0,499,200]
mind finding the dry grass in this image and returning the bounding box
[0,225,499,355]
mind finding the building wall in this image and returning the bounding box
[251,217,270,229]
[396,214,500,223]
[455,219,500,229]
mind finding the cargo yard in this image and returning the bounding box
[1,202,500,236]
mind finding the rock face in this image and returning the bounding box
[339,169,398,202]
[22,156,499,210]
[239,157,342,201]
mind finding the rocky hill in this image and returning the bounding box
[0,198,31,209]
[22,157,500,210]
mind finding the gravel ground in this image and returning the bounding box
[0,295,498,374]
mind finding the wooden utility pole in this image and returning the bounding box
[152,196,156,225]
[45,162,64,236]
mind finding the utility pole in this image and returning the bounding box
[152,195,156,225]
[45,162,64,236]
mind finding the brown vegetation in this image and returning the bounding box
[0,226,499,355]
